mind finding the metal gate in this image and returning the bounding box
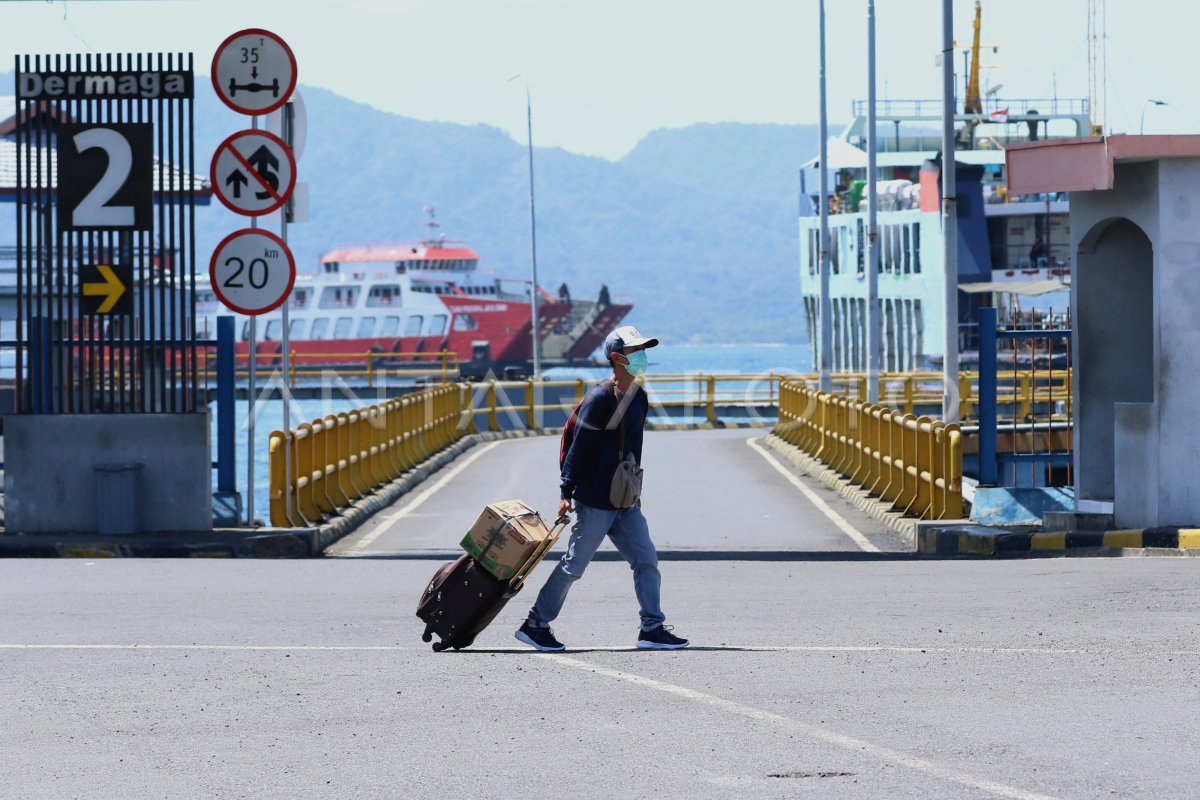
[13,52,203,414]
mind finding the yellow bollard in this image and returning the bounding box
[705,374,717,426]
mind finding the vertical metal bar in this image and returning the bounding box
[53,54,64,414]
[167,52,178,413]
[817,0,833,393]
[941,0,960,422]
[247,316,256,525]
[865,0,881,403]
[281,100,293,526]
[217,316,236,493]
[32,54,43,412]
[978,306,998,485]
[187,52,198,412]
[15,55,24,413]
[66,54,78,413]
[134,52,146,412]
[154,51,166,413]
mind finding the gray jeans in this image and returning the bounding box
[526,501,665,631]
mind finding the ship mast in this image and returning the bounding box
[963,1,983,114]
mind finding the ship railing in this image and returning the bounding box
[774,380,963,521]
[200,350,461,388]
[851,97,1088,119]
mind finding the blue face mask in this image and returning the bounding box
[623,349,649,376]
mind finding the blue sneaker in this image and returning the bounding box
[515,621,566,652]
[637,625,690,650]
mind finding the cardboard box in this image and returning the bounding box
[459,500,553,581]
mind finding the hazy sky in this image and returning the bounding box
[1,0,1192,160]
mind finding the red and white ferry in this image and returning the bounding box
[197,229,631,378]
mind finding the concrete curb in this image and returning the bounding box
[917,524,1200,557]
[758,433,924,549]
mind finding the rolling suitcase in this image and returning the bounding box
[417,514,569,651]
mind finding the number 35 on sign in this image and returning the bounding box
[209,228,295,316]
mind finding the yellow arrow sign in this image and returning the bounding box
[83,264,127,314]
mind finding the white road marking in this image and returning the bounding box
[745,436,880,553]
[538,652,1058,800]
[337,441,502,553]
[2,643,1196,656]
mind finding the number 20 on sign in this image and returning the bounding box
[209,228,295,316]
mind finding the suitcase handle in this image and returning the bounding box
[509,514,572,590]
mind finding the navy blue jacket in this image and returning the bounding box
[560,380,647,510]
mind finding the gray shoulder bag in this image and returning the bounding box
[609,391,643,508]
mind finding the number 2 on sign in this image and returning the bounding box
[223,256,269,290]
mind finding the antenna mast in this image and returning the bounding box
[1088,0,1106,135]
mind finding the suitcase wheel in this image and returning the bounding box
[421,628,433,643]
[431,641,449,652]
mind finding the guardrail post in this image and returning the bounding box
[367,351,375,389]
[705,374,717,426]
[487,381,499,432]
[525,378,536,431]
[978,306,998,485]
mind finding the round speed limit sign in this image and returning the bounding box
[210,228,296,316]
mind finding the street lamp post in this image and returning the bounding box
[509,74,541,380]
[1140,99,1167,135]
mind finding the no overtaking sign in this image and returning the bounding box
[210,129,296,216]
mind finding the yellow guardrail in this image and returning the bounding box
[781,369,1073,422]
[269,383,471,527]
[775,379,963,521]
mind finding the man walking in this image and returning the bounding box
[515,326,689,652]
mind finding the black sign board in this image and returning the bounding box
[57,123,153,232]
[79,263,133,317]
[17,69,193,101]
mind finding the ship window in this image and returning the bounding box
[893,225,903,274]
[320,286,358,309]
[903,225,911,273]
[912,224,922,273]
[291,289,310,308]
[265,320,282,341]
[289,318,306,339]
[453,313,478,332]
[324,262,340,273]
[357,317,376,338]
[404,315,423,337]
[382,315,400,336]
[856,218,865,275]
[198,290,217,304]
[241,321,250,341]
[366,284,401,307]
[430,314,448,336]
[334,317,353,338]
[808,229,818,275]
[884,226,894,272]
[310,318,329,340]
[830,228,840,274]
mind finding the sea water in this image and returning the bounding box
[222,342,814,522]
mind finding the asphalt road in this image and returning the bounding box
[3,557,1200,799]
[327,430,906,556]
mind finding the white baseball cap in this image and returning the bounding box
[603,325,660,359]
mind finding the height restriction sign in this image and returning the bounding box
[210,228,296,316]
[212,28,297,115]
[211,129,296,216]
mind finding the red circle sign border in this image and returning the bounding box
[210,129,298,216]
[209,228,297,316]
[211,28,298,116]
